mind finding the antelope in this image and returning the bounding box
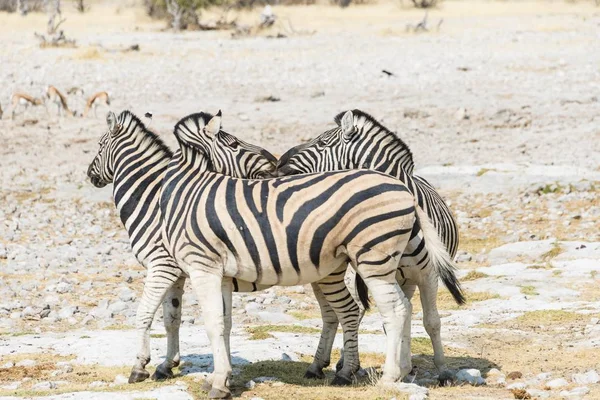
[10,92,45,120]
[46,85,74,117]
[83,91,110,118]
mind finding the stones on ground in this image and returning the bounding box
[31,381,57,390]
[89,380,107,388]
[382,382,429,400]
[58,305,78,320]
[507,371,523,380]
[485,368,506,386]
[507,382,526,390]
[56,361,73,373]
[55,281,73,294]
[571,370,599,384]
[113,374,128,385]
[245,302,262,313]
[560,386,590,398]
[15,359,36,367]
[1,361,14,368]
[254,376,279,383]
[545,377,569,389]
[455,368,485,386]
[257,311,295,324]
[245,380,256,389]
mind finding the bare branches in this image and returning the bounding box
[34,30,76,48]
[405,11,443,33]
[74,0,87,13]
[412,0,438,8]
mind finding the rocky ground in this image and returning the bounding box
[1,1,599,399]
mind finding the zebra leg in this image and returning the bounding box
[304,282,339,380]
[399,281,416,380]
[317,267,361,386]
[129,264,182,383]
[190,269,232,399]
[357,266,411,384]
[152,276,186,381]
[419,273,452,384]
[335,267,365,374]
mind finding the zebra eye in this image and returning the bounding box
[318,139,326,147]
[229,141,239,150]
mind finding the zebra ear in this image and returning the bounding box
[106,111,117,132]
[340,110,356,141]
[204,110,222,139]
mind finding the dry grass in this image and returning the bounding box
[72,47,104,60]
[462,270,488,281]
[504,310,598,331]
[414,289,499,312]
[246,324,321,340]
[519,286,538,296]
[542,242,564,261]
[287,309,321,320]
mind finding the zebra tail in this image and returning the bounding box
[355,273,370,311]
[416,205,466,305]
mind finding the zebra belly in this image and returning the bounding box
[227,253,347,286]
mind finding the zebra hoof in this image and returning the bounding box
[128,368,150,383]
[331,374,352,386]
[151,365,173,381]
[438,370,454,386]
[208,388,232,399]
[201,379,213,392]
[304,369,325,380]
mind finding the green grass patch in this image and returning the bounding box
[542,243,563,261]
[476,168,495,177]
[150,333,166,339]
[527,264,552,270]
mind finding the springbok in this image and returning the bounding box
[10,92,45,120]
[83,91,110,118]
[46,85,74,117]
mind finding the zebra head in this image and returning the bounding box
[174,111,277,179]
[277,109,414,176]
[276,110,361,176]
[87,111,121,188]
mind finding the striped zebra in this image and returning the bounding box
[86,111,277,384]
[161,110,460,398]
[276,109,463,382]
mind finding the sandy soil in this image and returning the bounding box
[1,1,599,399]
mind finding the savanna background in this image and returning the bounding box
[0,0,599,398]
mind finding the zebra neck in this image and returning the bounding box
[112,135,171,228]
[178,145,212,173]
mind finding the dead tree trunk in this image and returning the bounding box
[45,0,65,35]
[166,0,184,31]
[74,0,86,13]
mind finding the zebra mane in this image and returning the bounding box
[333,109,414,173]
[118,110,173,158]
[173,111,215,150]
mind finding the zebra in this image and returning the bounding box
[86,110,277,384]
[160,110,461,398]
[276,109,463,382]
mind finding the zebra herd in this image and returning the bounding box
[87,108,463,399]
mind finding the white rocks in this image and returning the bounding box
[572,370,599,385]
[291,285,306,294]
[1,361,15,368]
[254,376,279,383]
[560,386,590,398]
[1,381,21,390]
[546,377,569,389]
[118,286,136,302]
[245,380,256,389]
[56,361,73,373]
[58,306,78,319]
[485,368,506,386]
[382,382,429,400]
[113,374,129,385]
[591,318,600,325]
[257,311,295,324]
[88,380,107,388]
[108,300,129,314]
[55,281,73,294]
[488,240,556,263]
[506,382,526,390]
[15,359,36,367]
[455,368,485,386]
[31,381,57,390]
[245,303,262,313]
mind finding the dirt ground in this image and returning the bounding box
[0,1,599,399]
